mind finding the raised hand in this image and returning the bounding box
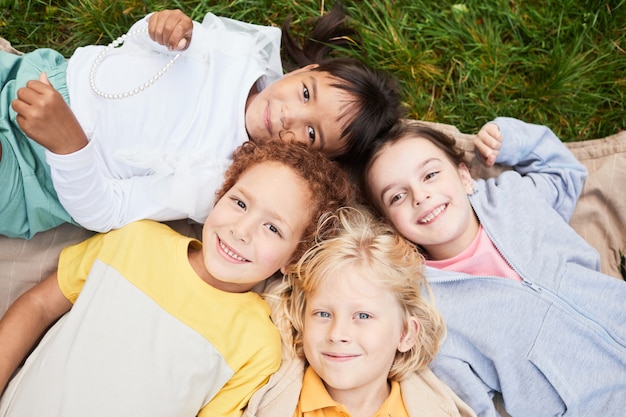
[12,72,88,155]
[473,122,502,167]
[148,9,193,51]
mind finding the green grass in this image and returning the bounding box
[1,0,624,141]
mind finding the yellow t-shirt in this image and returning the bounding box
[0,220,281,417]
[294,366,409,417]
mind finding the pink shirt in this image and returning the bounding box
[426,225,521,281]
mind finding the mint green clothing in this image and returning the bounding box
[0,49,74,238]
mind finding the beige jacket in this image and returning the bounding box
[243,356,477,417]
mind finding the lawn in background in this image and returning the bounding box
[1,0,624,141]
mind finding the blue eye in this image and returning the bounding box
[356,312,371,319]
[315,311,330,318]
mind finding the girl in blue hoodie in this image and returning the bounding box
[363,117,626,417]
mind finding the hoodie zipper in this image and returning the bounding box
[469,193,622,346]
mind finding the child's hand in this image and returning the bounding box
[148,9,193,51]
[12,73,89,155]
[473,122,502,167]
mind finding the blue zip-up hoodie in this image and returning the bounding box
[427,117,626,417]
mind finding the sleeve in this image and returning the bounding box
[56,232,107,302]
[45,141,206,232]
[491,117,587,222]
[131,11,281,74]
[198,310,282,417]
[429,356,500,417]
[193,12,282,83]
[45,12,281,233]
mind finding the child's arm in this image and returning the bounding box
[474,117,587,222]
[148,9,193,51]
[430,356,499,417]
[12,73,89,155]
[0,272,72,393]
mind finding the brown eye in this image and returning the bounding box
[307,126,316,145]
[303,85,310,102]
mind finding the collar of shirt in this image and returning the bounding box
[297,366,408,417]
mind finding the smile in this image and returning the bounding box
[218,239,249,263]
[323,352,359,362]
[264,104,272,136]
[418,203,447,224]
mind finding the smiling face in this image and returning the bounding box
[195,162,312,292]
[366,136,479,260]
[302,266,414,403]
[244,65,354,158]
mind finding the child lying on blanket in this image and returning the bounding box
[0,2,400,238]
[245,206,476,417]
[363,117,626,417]
[0,141,353,417]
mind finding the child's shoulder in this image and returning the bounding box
[108,220,176,237]
[96,220,190,252]
[400,368,477,416]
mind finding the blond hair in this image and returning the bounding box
[270,205,445,380]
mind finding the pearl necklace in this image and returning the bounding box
[89,28,181,99]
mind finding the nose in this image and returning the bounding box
[231,215,252,243]
[279,104,304,142]
[412,186,430,206]
[327,317,351,343]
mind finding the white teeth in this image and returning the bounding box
[419,204,446,224]
[219,240,247,261]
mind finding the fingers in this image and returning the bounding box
[12,74,59,131]
[473,143,493,166]
[12,74,52,111]
[176,38,188,50]
[38,72,50,85]
[474,122,503,167]
[12,76,88,154]
[148,9,193,51]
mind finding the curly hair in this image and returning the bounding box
[215,141,354,264]
[272,205,445,381]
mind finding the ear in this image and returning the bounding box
[457,163,475,195]
[397,316,419,353]
[283,63,320,77]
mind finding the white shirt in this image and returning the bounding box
[49,13,282,232]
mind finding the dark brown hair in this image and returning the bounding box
[281,1,404,165]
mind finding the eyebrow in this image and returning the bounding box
[308,75,326,151]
